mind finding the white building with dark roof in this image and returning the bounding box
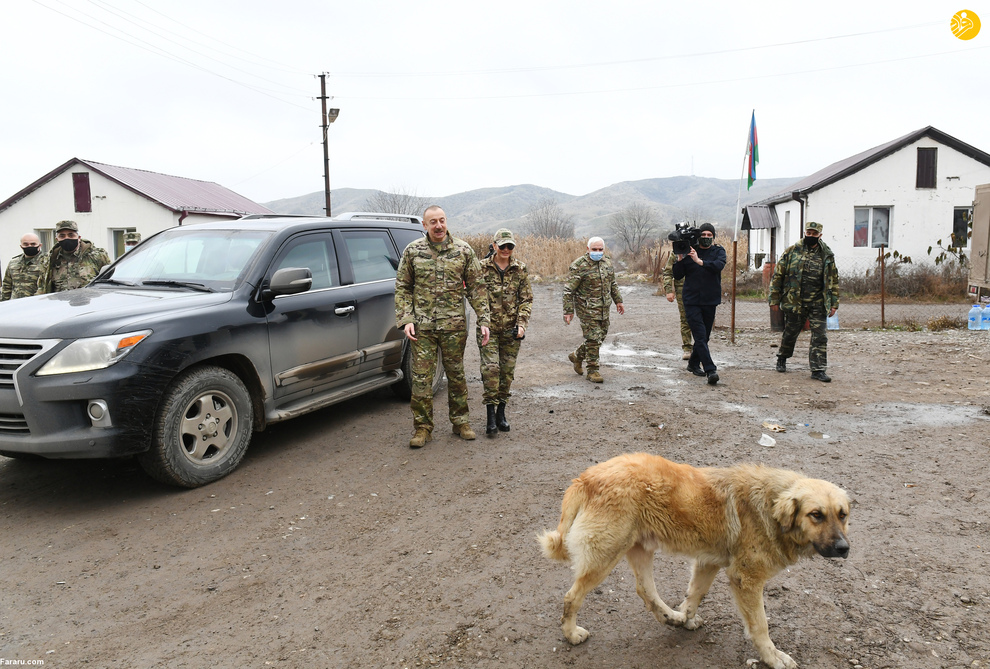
[0,158,273,260]
[743,126,990,267]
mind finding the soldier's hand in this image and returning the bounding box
[563,314,573,325]
[481,326,490,347]
[516,325,525,339]
[665,292,675,303]
[403,323,417,341]
[616,303,625,315]
[829,307,837,317]
[770,305,779,313]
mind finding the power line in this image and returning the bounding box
[331,21,941,77]
[336,44,988,101]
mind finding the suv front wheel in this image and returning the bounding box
[392,343,445,400]
[138,365,253,488]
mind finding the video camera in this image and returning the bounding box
[667,222,701,256]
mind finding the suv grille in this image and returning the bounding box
[0,413,29,434]
[0,339,51,389]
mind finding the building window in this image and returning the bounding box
[916,147,937,189]
[36,229,54,253]
[853,207,891,248]
[952,207,972,248]
[72,172,92,212]
[110,228,138,259]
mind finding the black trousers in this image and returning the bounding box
[684,304,717,374]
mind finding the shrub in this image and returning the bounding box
[459,234,590,281]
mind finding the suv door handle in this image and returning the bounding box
[334,305,356,316]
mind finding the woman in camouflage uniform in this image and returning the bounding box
[477,229,533,437]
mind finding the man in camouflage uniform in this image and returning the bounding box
[123,231,141,252]
[563,236,624,383]
[1,233,47,301]
[769,221,839,382]
[395,206,491,448]
[39,220,111,294]
[661,251,693,360]
[477,228,533,437]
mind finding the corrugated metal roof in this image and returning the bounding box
[81,159,273,215]
[741,205,778,230]
[0,157,273,216]
[755,126,990,206]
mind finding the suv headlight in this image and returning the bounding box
[36,330,153,376]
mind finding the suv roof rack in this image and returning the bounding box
[335,212,423,225]
[239,213,320,220]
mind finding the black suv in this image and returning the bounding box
[0,213,439,487]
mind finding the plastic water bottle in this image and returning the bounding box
[983,304,990,330]
[969,304,983,330]
[826,313,840,330]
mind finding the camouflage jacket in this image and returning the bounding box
[395,234,490,332]
[563,254,622,322]
[1,252,48,301]
[40,240,111,294]
[768,239,839,312]
[660,253,683,293]
[480,255,533,333]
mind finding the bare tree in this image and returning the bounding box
[364,187,430,216]
[525,197,574,238]
[608,203,660,255]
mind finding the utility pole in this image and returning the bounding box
[318,74,339,217]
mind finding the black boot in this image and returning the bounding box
[485,404,498,437]
[495,402,510,432]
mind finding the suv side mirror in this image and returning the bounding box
[263,267,313,300]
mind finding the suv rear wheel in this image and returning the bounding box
[137,365,253,488]
[392,344,444,400]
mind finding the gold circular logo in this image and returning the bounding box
[951,10,981,40]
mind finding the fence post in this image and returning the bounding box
[731,240,737,344]
[879,244,886,329]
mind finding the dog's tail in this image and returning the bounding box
[537,480,587,563]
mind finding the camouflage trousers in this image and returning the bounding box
[674,282,692,351]
[477,328,522,405]
[778,303,828,372]
[573,318,609,371]
[410,329,470,432]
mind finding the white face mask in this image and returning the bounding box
[589,251,604,261]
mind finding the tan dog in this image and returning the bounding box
[538,453,850,669]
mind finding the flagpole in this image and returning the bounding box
[731,113,753,345]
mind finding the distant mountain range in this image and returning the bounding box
[262,175,801,239]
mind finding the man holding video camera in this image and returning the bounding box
[672,222,725,385]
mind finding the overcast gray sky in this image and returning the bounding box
[2,0,988,205]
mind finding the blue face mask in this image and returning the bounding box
[589,251,604,262]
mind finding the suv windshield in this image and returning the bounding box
[99,228,272,292]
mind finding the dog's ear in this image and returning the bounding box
[772,492,800,533]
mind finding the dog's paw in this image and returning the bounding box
[683,614,703,630]
[761,648,797,669]
[564,626,590,645]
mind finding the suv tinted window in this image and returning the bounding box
[341,230,399,283]
[391,228,424,255]
[272,233,339,290]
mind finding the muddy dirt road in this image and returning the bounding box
[1,283,988,668]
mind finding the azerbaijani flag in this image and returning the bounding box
[746,111,759,190]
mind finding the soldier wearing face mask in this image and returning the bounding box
[1,233,47,301]
[769,221,839,382]
[39,220,111,294]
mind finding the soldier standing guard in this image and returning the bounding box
[563,236,625,383]
[395,206,491,449]
[123,231,141,252]
[1,233,47,301]
[769,221,840,382]
[477,228,533,437]
[39,220,111,294]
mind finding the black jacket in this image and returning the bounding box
[672,244,726,306]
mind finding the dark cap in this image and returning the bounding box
[698,222,716,235]
[55,220,78,233]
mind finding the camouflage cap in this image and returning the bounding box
[806,221,824,233]
[493,228,516,247]
[55,220,78,232]
[124,232,141,244]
